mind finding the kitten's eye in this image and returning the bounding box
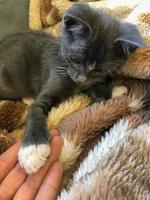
[69,55,80,64]
[88,62,96,71]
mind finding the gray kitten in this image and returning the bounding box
[0,3,145,173]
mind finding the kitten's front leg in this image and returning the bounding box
[18,92,54,174]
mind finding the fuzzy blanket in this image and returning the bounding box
[0,0,150,199]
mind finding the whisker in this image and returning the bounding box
[57,69,67,72]
[57,68,69,77]
[57,66,67,70]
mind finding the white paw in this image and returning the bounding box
[22,97,34,105]
[18,144,50,174]
[112,85,128,98]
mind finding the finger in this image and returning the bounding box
[0,142,21,182]
[50,129,60,137]
[0,164,27,200]
[35,161,63,200]
[13,135,63,200]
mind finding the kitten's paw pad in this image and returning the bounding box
[18,144,50,174]
[112,85,128,98]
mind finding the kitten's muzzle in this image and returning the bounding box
[76,75,87,83]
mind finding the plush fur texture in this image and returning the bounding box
[58,78,150,187]
[59,111,150,200]
[121,48,150,79]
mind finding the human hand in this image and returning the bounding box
[0,129,63,200]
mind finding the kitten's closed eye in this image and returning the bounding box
[69,55,80,64]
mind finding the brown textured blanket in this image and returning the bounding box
[0,0,150,199]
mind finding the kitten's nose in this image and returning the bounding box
[77,75,87,83]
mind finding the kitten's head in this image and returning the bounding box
[60,3,145,84]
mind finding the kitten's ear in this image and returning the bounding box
[115,22,146,55]
[63,14,91,38]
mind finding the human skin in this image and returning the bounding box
[0,129,63,200]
